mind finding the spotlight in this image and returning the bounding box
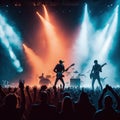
[0,13,23,72]
[36,11,65,60]
[0,35,23,72]
[99,5,119,61]
[42,4,49,21]
[93,24,109,53]
[73,4,93,67]
[23,43,43,75]
[0,14,22,50]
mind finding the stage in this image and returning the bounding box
[0,0,120,88]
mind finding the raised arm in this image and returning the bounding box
[98,86,107,109]
[33,86,37,103]
[53,65,57,73]
[19,80,26,112]
[0,85,6,98]
[107,85,120,110]
[26,85,32,104]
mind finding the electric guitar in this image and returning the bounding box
[56,63,75,78]
[90,63,107,79]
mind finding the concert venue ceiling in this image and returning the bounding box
[0,0,120,87]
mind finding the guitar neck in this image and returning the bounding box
[65,66,72,71]
[64,64,74,72]
[65,67,70,71]
[101,63,106,68]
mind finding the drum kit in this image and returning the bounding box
[71,70,86,79]
[39,74,51,86]
[38,69,86,87]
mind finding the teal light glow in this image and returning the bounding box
[0,13,23,72]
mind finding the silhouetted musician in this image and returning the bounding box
[53,60,65,89]
[90,60,105,91]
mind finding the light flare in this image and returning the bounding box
[42,4,50,21]
[36,11,66,63]
[23,43,43,85]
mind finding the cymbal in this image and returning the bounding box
[46,75,51,78]
[73,71,79,73]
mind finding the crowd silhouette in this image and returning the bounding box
[0,81,120,120]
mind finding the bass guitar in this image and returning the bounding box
[90,63,107,79]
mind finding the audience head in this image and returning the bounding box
[40,85,47,91]
[63,92,71,98]
[39,91,48,103]
[62,96,74,113]
[4,93,17,108]
[104,95,113,108]
[79,91,90,104]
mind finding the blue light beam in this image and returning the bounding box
[0,14,23,72]
[73,4,93,68]
[99,5,119,61]
[0,14,22,50]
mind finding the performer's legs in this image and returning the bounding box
[54,78,58,87]
[97,77,103,90]
[92,78,95,91]
[60,78,65,89]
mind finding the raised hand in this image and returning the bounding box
[19,79,24,90]
[0,85,2,90]
[26,85,30,92]
[13,87,18,93]
[33,86,37,93]
[107,85,113,91]
[103,85,108,93]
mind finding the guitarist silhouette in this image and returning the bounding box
[90,60,107,91]
[53,60,74,89]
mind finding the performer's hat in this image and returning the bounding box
[59,60,64,63]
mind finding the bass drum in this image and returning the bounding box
[39,78,51,87]
[70,78,80,88]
